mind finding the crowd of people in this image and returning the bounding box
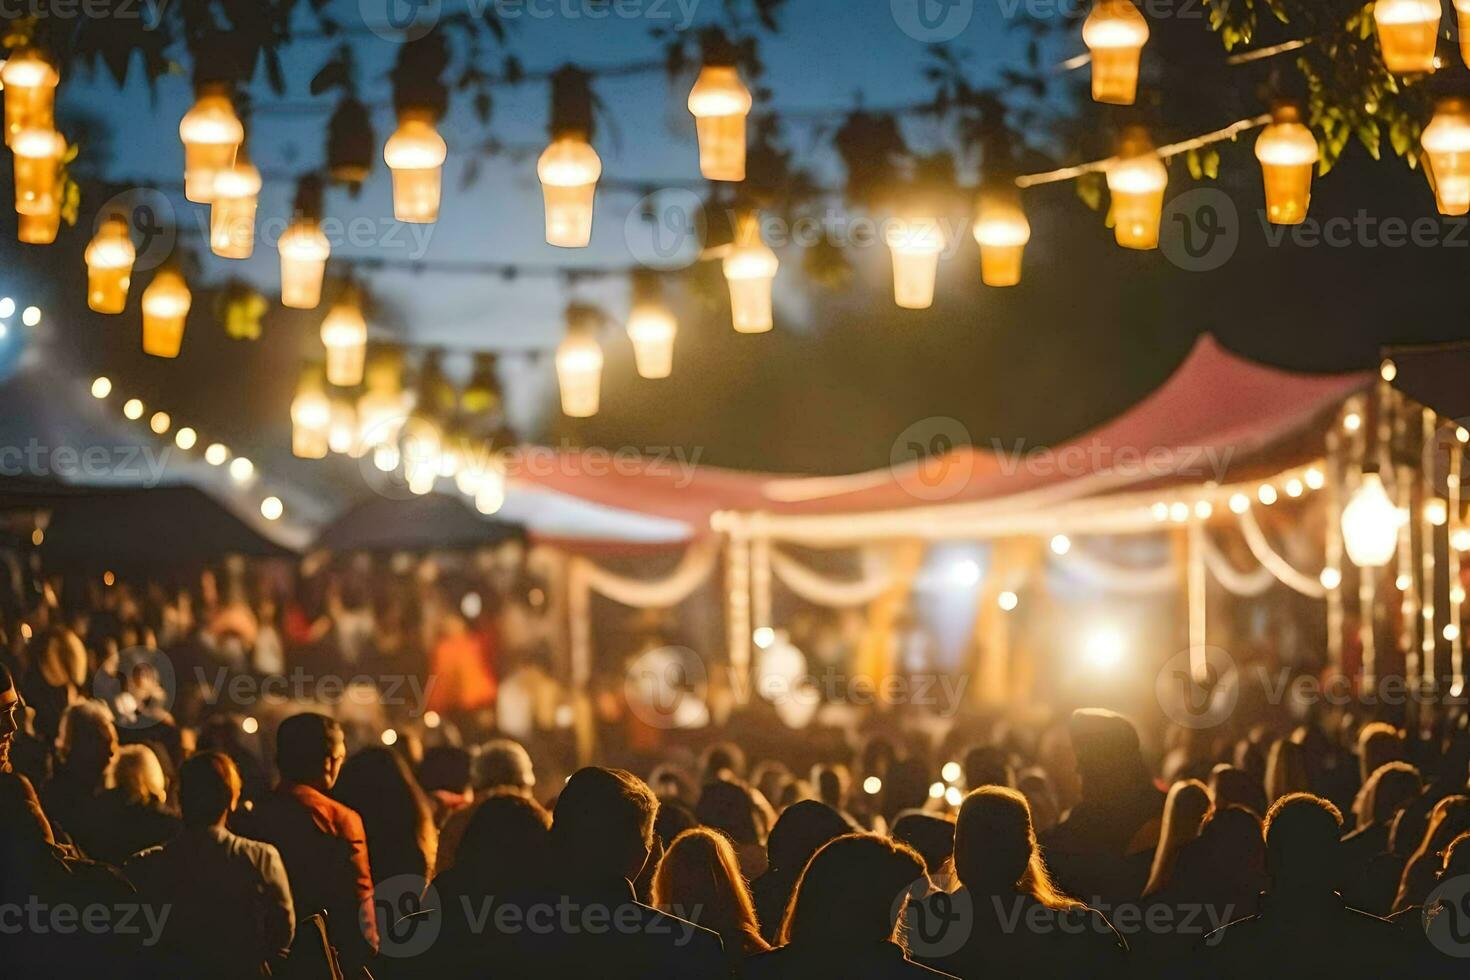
[3,646,1469,979]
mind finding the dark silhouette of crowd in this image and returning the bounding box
[2,655,1469,979]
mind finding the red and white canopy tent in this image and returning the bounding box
[508,337,1466,702]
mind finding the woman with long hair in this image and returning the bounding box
[1393,794,1470,912]
[750,800,853,944]
[1264,738,1311,805]
[1143,779,1210,897]
[696,777,772,878]
[924,787,1124,979]
[745,833,952,979]
[333,745,438,886]
[94,743,180,865]
[652,828,768,968]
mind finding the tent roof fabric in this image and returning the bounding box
[508,336,1373,527]
[313,493,524,554]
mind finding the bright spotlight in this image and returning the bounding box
[122,398,144,420]
[1050,534,1071,556]
[929,782,945,800]
[21,306,39,326]
[149,411,171,435]
[229,456,254,484]
[241,716,259,735]
[204,443,229,466]
[260,496,284,521]
[90,377,111,399]
[423,710,442,729]
[941,761,962,783]
[862,776,882,796]
[997,590,1019,612]
[950,559,981,588]
[381,728,399,746]
[944,786,964,807]
[753,626,776,649]
[1083,627,1126,670]
[174,427,197,450]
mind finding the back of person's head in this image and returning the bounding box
[275,712,344,787]
[109,744,167,806]
[1209,764,1267,817]
[653,796,698,848]
[954,786,1079,908]
[58,700,117,771]
[962,745,1015,790]
[1362,761,1422,827]
[780,833,925,949]
[1357,722,1405,782]
[419,745,473,796]
[811,764,849,810]
[1265,738,1311,804]
[335,746,434,854]
[1016,768,1061,833]
[880,758,933,819]
[695,777,766,846]
[700,742,747,783]
[1421,795,1470,857]
[473,738,534,793]
[1068,709,1148,797]
[1198,804,1266,872]
[40,628,86,689]
[652,828,762,949]
[179,751,242,827]
[1443,830,1470,879]
[1146,778,1211,895]
[766,799,852,873]
[552,767,658,881]
[1264,793,1342,893]
[456,791,550,890]
[891,811,956,878]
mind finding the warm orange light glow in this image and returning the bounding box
[1374,0,1440,74]
[209,154,262,258]
[17,211,59,245]
[179,88,244,203]
[320,291,368,386]
[1082,0,1149,105]
[687,65,753,181]
[973,184,1030,286]
[12,127,64,217]
[1255,103,1319,225]
[1106,126,1168,249]
[626,303,677,379]
[383,112,448,223]
[885,216,945,309]
[279,218,331,309]
[141,268,192,358]
[291,365,331,460]
[722,211,779,332]
[85,216,136,314]
[1422,97,1470,216]
[557,328,604,418]
[1,52,58,148]
[537,133,602,247]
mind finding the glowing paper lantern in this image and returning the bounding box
[1082,0,1149,105]
[1374,0,1441,74]
[885,216,945,309]
[84,215,136,314]
[209,153,262,258]
[141,267,191,358]
[1106,126,1168,250]
[178,87,244,203]
[1341,470,1408,567]
[383,112,447,223]
[973,183,1030,286]
[1,52,58,148]
[290,365,331,460]
[279,218,331,309]
[1422,97,1470,216]
[17,211,58,245]
[320,290,368,386]
[687,65,752,181]
[723,211,779,333]
[626,302,677,379]
[1255,103,1319,225]
[557,317,604,418]
[12,127,64,217]
[537,133,601,247]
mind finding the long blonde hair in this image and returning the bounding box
[1143,779,1210,897]
[954,786,1083,910]
[652,827,768,956]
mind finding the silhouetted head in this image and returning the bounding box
[1264,793,1342,895]
[1265,738,1310,805]
[700,742,746,783]
[456,791,550,890]
[810,764,849,810]
[552,767,659,883]
[275,712,345,790]
[58,700,117,782]
[1198,804,1265,874]
[962,745,1014,790]
[1356,723,1405,783]
[418,745,473,796]
[473,738,534,794]
[781,833,926,949]
[696,777,767,847]
[891,811,956,878]
[1068,709,1150,798]
[765,800,852,874]
[1361,761,1421,827]
[652,827,763,951]
[1209,764,1267,817]
[180,751,242,828]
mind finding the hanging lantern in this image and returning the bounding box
[2,51,58,148]
[688,65,753,182]
[328,97,375,185]
[1082,0,1149,105]
[328,393,358,455]
[1255,103,1319,225]
[1342,468,1408,567]
[460,353,504,415]
[972,182,1030,287]
[209,151,262,258]
[1106,126,1168,250]
[885,215,945,310]
[17,211,58,245]
[84,215,136,314]
[12,127,64,217]
[290,365,331,460]
[1422,97,1470,216]
[537,133,602,247]
[627,302,678,379]
[1374,0,1441,74]
[279,217,331,309]
[141,266,192,358]
[321,288,368,386]
[383,111,447,223]
[557,308,604,418]
[357,349,407,451]
[723,210,779,333]
[179,86,244,203]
